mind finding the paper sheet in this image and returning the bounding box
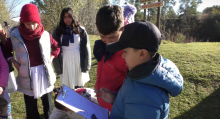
[56,85,108,119]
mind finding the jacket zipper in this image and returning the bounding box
[17,39,33,90]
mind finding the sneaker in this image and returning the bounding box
[7,114,13,119]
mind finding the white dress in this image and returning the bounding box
[60,34,90,89]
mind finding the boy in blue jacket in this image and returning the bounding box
[95,21,184,119]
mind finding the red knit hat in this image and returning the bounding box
[20,4,41,23]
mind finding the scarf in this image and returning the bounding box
[18,23,44,41]
[93,40,115,63]
[61,27,74,46]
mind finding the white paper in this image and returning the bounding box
[56,85,108,119]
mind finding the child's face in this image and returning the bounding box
[122,48,142,71]
[99,31,122,44]
[63,13,72,26]
[24,22,38,30]
[0,106,8,119]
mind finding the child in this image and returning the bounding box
[95,21,184,119]
[0,97,8,119]
[0,28,9,96]
[52,7,91,89]
[3,4,60,119]
[93,5,127,111]
[0,23,16,119]
[123,3,137,26]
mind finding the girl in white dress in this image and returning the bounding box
[52,7,91,89]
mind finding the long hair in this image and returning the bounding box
[56,7,84,37]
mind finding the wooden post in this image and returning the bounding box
[144,3,146,20]
[156,0,161,29]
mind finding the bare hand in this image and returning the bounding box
[9,58,20,71]
[0,87,3,95]
[50,55,54,63]
[0,30,7,43]
[94,87,116,104]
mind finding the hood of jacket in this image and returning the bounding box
[127,53,183,97]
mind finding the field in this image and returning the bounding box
[10,35,220,119]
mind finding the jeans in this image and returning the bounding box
[7,93,12,119]
[7,93,11,115]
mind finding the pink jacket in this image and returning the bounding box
[0,46,9,89]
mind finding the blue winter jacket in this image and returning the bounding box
[110,54,183,119]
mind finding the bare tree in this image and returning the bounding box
[0,0,11,23]
[4,0,23,19]
[32,0,109,34]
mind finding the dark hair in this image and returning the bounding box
[53,88,66,110]
[0,97,8,114]
[56,7,84,37]
[96,5,124,35]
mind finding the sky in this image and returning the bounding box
[110,0,220,12]
[12,0,220,22]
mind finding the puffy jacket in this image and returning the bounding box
[9,27,56,93]
[110,54,184,119]
[94,40,127,111]
[0,46,9,89]
[1,39,14,72]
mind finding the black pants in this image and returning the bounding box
[24,92,53,119]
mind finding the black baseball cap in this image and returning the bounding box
[106,21,162,52]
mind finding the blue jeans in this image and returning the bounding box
[7,93,11,115]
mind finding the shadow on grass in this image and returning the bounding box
[174,87,220,119]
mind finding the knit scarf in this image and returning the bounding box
[18,23,44,41]
[93,40,115,63]
[61,27,74,46]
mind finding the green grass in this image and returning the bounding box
[10,37,220,119]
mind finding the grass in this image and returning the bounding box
[10,36,220,119]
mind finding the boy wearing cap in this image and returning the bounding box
[93,5,127,111]
[95,21,184,119]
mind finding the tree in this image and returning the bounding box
[32,0,76,33]
[147,3,157,23]
[3,0,23,19]
[127,0,143,21]
[32,0,109,34]
[178,0,202,16]
[176,0,202,40]
[111,0,120,5]
[0,0,11,24]
[203,5,220,15]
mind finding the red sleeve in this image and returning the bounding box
[2,38,13,60]
[50,35,60,58]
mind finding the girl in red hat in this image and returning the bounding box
[2,4,60,119]
[52,7,91,89]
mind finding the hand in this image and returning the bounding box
[0,87,3,95]
[0,30,7,43]
[94,87,116,104]
[50,55,54,63]
[9,58,20,71]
